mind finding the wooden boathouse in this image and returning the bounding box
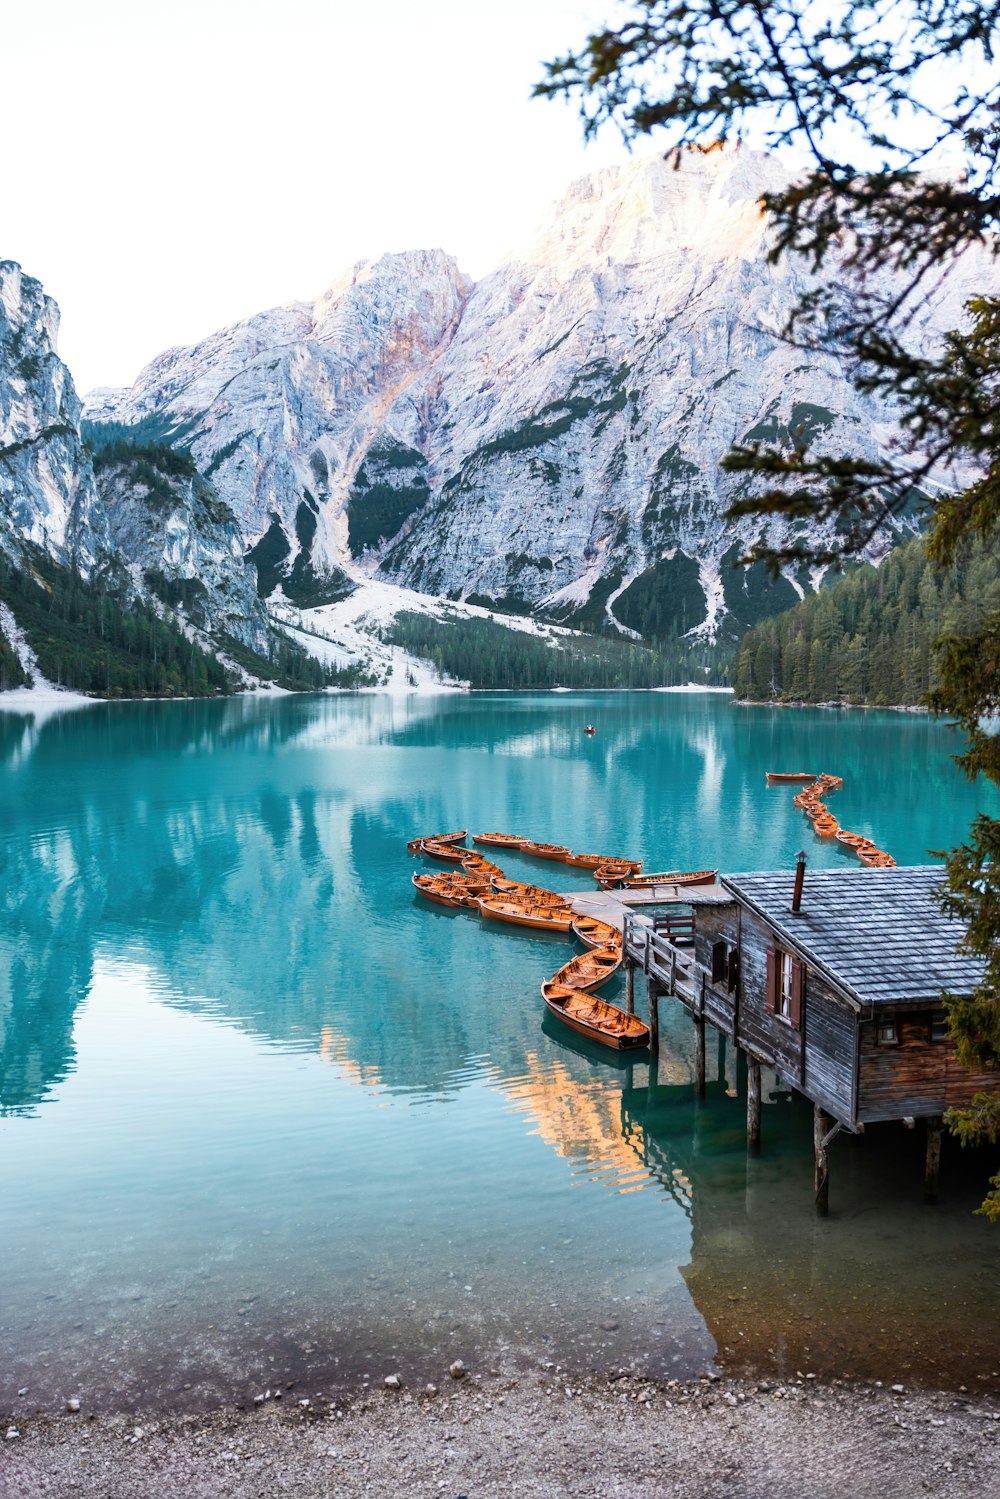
[621,862,996,1211]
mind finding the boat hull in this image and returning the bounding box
[546,948,622,993]
[407,830,467,852]
[542,985,649,1050]
[619,869,718,890]
[472,833,527,849]
[421,840,471,863]
[520,843,572,863]
[478,899,574,933]
[571,916,623,951]
[766,772,816,783]
[490,878,568,908]
[412,874,489,908]
[565,852,641,872]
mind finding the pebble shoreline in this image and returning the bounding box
[3,1371,999,1498]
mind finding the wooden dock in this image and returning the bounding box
[563,883,730,931]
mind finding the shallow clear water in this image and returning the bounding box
[1,692,998,1410]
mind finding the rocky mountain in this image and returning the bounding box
[84,145,993,641]
[92,444,270,653]
[0,260,107,571]
[0,263,272,684]
[86,250,472,607]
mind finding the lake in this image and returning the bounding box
[1,691,998,1411]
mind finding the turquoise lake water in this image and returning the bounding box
[1,691,998,1411]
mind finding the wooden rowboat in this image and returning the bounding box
[836,831,875,849]
[858,849,896,867]
[519,841,573,863]
[472,832,527,849]
[571,915,623,951]
[406,829,467,853]
[490,878,569,907]
[421,839,472,864]
[592,862,637,889]
[766,772,817,783]
[546,947,622,994]
[421,870,489,888]
[477,898,574,933]
[461,855,504,878]
[564,852,642,872]
[618,868,719,890]
[411,873,490,908]
[541,983,649,1050]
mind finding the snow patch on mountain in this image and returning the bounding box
[269,576,600,691]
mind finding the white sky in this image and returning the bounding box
[3,0,631,394]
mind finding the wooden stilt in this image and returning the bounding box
[924,1115,942,1201]
[747,1055,761,1153]
[694,1016,706,1098]
[649,983,660,1054]
[814,1104,830,1215]
[717,1028,726,1082]
[625,959,635,1015]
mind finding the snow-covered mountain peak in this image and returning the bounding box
[79,146,994,637]
[504,144,781,283]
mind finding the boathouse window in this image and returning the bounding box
[765,945,803,1030]
[711,940,727,984]
[876,1017,898,1046]
[711,940,739,991]
[931,1010,949,1042]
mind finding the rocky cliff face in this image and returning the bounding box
[94,453,270,653]
[87,250,472,605]
[0,261,107,570]
[85,147,991,638]
[0,261,270,671]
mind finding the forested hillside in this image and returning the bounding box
[0,548,232,697]
[385,611,715,689]
[0,547,351,697]
[732,535,1000,705]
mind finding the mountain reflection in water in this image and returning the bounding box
[1,691,998,1407]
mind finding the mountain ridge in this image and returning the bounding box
[83,143,992,641]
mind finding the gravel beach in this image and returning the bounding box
[3,1372,999,1498]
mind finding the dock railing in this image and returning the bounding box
[623,909,698,1002]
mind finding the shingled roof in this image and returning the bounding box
[721,866,985,1009]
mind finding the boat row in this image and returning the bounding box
[773,773,897,868]
[470,832,644,879]
[407,831,648,1050]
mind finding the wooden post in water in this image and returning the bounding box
[648,981,660,1054]
[925,1115,942,1201]
[814,1104,830,1215]
[694,972,706,1097]
[625,958,635,1015]
[694,1017,706,1098]
[747,1055,761,1153]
